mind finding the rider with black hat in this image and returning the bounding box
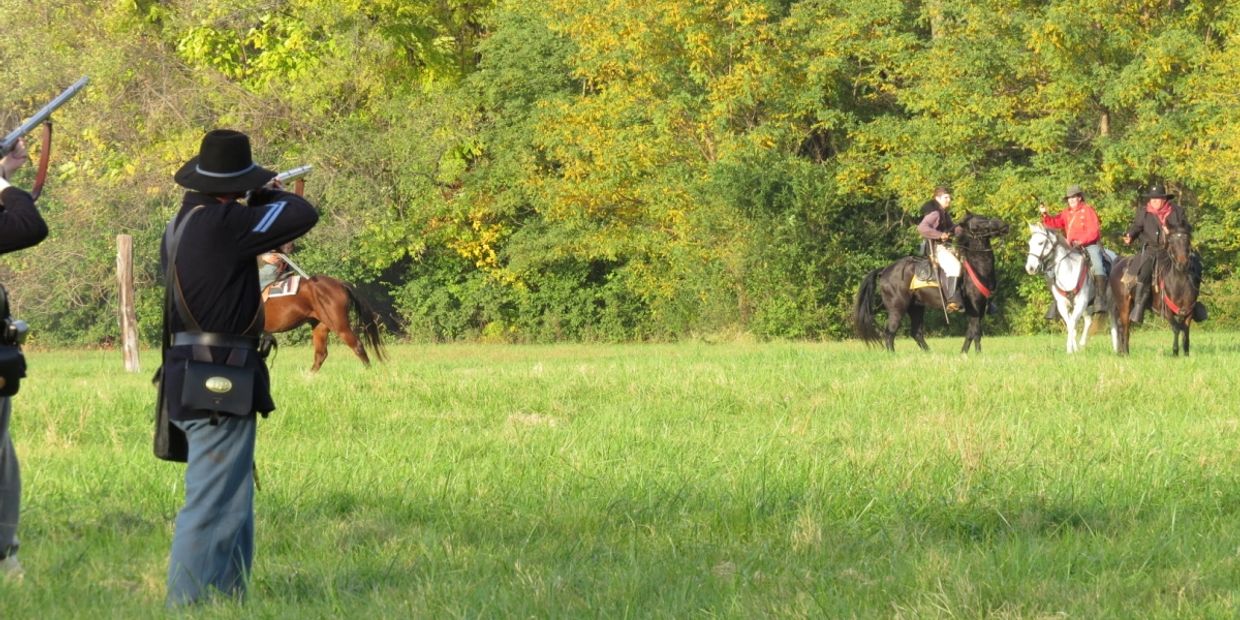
[159,129,318,605]
[1122,182,1189,324]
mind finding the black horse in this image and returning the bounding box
[852,213,1009,353]
[1110,225,1201,356]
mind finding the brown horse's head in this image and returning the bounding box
[1165,226,1192,270]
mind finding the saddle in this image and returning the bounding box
[262,274,302,301]
[910,258,942,291]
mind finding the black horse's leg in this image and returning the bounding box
[974,314,983,354]
[883,311,901,351]
[1184,323,1190,356]
[908,305,929,351]
[883,301,905,352]
[960,314,981,355]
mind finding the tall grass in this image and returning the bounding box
[4,334,1239,618]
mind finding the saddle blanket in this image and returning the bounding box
[266,275,301,298]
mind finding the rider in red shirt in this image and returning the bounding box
[1039,184,1108,314]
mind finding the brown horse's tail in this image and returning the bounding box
[852,267,883,346]
[341,281,387,363]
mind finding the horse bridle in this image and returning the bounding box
[957,220,1004,253]
[1163,231,1192,271]
[1026,226,1065,273]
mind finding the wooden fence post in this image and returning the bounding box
[116,234,140,372]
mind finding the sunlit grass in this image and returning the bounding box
[3,334,1240,617]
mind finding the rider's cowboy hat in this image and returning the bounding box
[1063,184,1084,199]
[1140,183,1175,200]
[174,129,276,194]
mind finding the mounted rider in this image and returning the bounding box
[1122,182,1192,324]
[916,186,964,312]
[1038,185,1108,314]
[258,241,295,291]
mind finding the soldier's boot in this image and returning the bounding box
[943,277,963,312]
[1129,285,1149,324]
[1045,300,1059,321]
[1091,275,1110,314]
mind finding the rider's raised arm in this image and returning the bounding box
[1041,211,1065,230]
[231,188,318,258]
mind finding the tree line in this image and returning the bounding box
[0,0,1237,345]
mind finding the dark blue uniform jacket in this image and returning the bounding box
[159,189,317,421]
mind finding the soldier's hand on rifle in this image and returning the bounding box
[0,138,28,180]
[940,232,951,241]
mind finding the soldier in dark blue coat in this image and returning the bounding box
[0,139,50,580]
[160,130,317,605]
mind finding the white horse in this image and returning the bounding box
[1024,223,1117,353]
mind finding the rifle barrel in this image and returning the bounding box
[275,165,312,183]
[0,76,89,156]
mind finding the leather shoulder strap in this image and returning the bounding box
[163,205,266,340]
[164,206,206,333]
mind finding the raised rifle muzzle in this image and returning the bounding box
[0,76,90,156]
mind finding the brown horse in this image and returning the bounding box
[264,275,386,371]
[1110,225,1200,356]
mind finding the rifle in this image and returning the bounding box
[928,239,951,324]
[274,165,311,196]
[267,165,312,277]
[0,76,90,200]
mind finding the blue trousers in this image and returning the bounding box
[0,398,19,558]
[1084,243,1106,277]
[167,415,256,606]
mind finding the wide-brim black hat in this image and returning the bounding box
[174,129,276,194]
[1140,183,1175,200]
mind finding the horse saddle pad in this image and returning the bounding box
[910,259,940,291]
[266,275,301,298]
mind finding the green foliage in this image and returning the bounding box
[1,0,1240,344]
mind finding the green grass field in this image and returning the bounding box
[3,333,1239,618]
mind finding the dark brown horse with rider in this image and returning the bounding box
[852,212,1009,353]
[1110,224,1203,356]
[1110,183,1206,356]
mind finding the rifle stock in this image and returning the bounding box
[0,76,89,156]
